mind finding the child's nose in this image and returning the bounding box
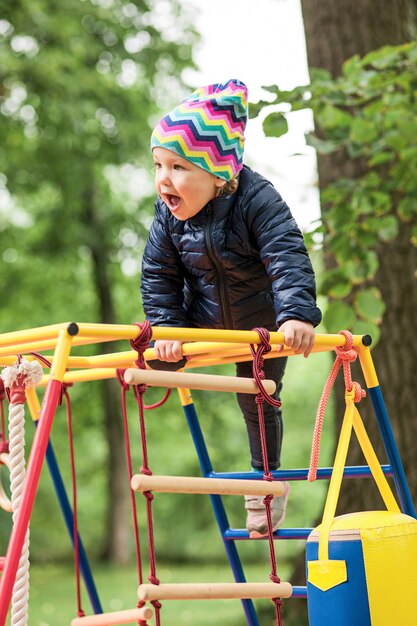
[157,167,172,186]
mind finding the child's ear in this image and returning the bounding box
[214,177,226,189]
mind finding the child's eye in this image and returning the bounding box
[173,164,184,170]
[153,162,161,168]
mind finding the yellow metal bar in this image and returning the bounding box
[0,333,123,358]
[40,368,117,386]
[75,324,365,348]
[0,323,367,363]
[74,323,140,340]
[358,345,379,388]
[352,405,399,512]
[49,329,74,382]
[0,323,67,348]
[318,391,355,562]
[187,343,334,368]
[36,341,339,384]
[0,340,55,358]
[177,387,193,407]
[148,328,365,348]
[25,387,42,422]
[0,356,25,367]
[67,351,136,369]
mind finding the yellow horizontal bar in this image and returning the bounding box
[74,324,367,349]
[0,322,368,352]
[0,323,68,348]
[187,343,338,369]
[0,334,126,359]
[74,323,140,340]
[38,342,336,385]
[40,368,118,386]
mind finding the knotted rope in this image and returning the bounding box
[116,321,164,625]
[250,327,284,626]
[1,358,43,626]
[0,378,7,454]
[308,330,366,482]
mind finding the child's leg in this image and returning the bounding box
[237,357,289,536]
[236,357,287,471]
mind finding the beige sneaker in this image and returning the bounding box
[245,482,290,539]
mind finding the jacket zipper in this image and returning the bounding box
[205,205,233,329]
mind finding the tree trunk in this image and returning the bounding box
[83,187,131,564]
[284,2,417,623]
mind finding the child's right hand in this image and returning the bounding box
[154,339,183,362]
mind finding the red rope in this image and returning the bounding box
[0,379,8,454]
[116,368,144,590]
[62,383,85,619]
[308,330,366,482]
[144,388,172,410]
[250,327,284,626]
[129,322,163,625]
[117,322,162,624]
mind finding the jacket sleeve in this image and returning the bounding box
[245,182,322,328]
[140,201,188,327]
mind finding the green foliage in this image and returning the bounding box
[0,0,198,330]
[252,42,417,340]
[262,111,288,137]
[0,0,199,561]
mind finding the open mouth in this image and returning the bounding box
[165,194,181,211]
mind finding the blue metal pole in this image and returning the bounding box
[211,465,393,481]
[182,401,259,626]
[368,386,416,517]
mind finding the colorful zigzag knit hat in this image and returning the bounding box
[151,79,248,181]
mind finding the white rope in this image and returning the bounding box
[9,401,30,626]
[2,359,43,626]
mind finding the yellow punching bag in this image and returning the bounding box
[306,391,417,626]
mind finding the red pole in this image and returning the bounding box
[0,379,62,625]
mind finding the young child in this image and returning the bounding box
[140,79,322,537]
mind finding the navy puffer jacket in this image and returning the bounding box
[141,165,321,331]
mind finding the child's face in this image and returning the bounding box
[153,147,225,221]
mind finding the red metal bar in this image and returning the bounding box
[0,379,62,625]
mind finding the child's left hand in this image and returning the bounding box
[277,320,315,357]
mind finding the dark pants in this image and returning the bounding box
[236,357,287,471]
[146,354,287,472]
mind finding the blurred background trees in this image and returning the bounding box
[0,0,198,564]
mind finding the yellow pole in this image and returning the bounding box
[357,345,379,389]
[25,387,42,422]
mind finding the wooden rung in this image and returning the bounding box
[71,607,153,626]
[123,368,276,395]
[138,581,293,601]
[131,474,285,497]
